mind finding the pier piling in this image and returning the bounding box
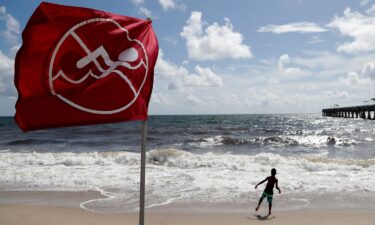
[322,104,375,120]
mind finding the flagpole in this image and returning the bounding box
[139,120,147,225]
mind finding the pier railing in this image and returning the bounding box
[322,104,375,120]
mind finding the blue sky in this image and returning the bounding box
[1,0,375,115]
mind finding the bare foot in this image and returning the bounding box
[255,206,259,211]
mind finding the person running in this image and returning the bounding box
[255,168,281,215]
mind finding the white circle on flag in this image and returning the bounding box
[49,18,149,114]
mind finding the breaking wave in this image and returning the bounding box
[1,149,375,213]
[189,135,357,148]
[2,149,374,172]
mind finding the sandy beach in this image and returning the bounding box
[1,191,374,225]
[1,204,375,225]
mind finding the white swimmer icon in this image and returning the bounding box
[49,18,149,115]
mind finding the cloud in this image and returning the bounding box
[0,49,16,96]
[167,81,180,90]
[339,61,375,86]
[0,6,18,99]
[327,7,375,53]
[278,53,302,74]
[180,11,252,60]
[324,90,350,99]
[360,0,371,6]
[339,71,362,85]
[278,54,290,70]
[365,4,375,14]
[308,35,324,44]
[158,0,185,11]
[163,36,178,46]
[0,5,21,45]
[361,62,375,79]
[151,92,171,105]
[258,22,327,34]
[185,66,223,87]
[248,89,280,106]
[139,7,152,18]
[131,0,144,5]
[155,49,223,87]
[0,49,13,75]
[185,94,203,105]
[155,49,189,79]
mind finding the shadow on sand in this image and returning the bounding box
[247,214,276,221]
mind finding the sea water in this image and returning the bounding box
[0,114,374,213]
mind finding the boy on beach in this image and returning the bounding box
[255,168,281,215]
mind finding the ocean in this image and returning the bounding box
[0,114,374,213]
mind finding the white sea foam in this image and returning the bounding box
[189,134,357,148]
[1,149,374,212]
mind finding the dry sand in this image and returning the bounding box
[1,205,375,225]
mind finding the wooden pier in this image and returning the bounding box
[322,104,375,120]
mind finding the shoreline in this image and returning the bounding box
[0,190,374,214]
[1,204,375,225]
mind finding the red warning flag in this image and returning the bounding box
[14,2,159,131]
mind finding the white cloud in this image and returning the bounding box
[339,71,361,85]
[0,49,16,96]
[185,94,203,105]
[155,49,223,87]
[366,4,375,14]
[0,81,5,93]
[361,0,371,6]
[0,49,13,75]
[151,92,171,105]
[292,50,375,74]
[155,49,189,79]
[221,94,240,105]
[180,11,252,60]
[131,0,144,5]
[362,62,375,79]
[308,35,324,44]
[0,7,18,100]
[158,0,185,11]
[327,7,375,53]
[324,90,350,99]
[9,44,20,57]
[167,81,180,90]
[0,6,21,45]
[139,7,152,18]
[163,36,178,46]
[185,66,223,87]
[248,89,280,106]
[278,53,302,74]
[258,22,327,34]
[278,54,290,70]
[339,61,375,86]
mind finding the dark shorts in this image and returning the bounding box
[261,191,273,203]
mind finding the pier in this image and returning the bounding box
[322,104,375,120]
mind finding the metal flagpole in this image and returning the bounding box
[139,20,151,225]
[139,120,147,225]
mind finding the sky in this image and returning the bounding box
[1,0,375,115]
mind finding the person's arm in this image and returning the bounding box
[276,179,281,194]
[255,177,268,189]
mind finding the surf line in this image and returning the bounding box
[79,186,115,213]
[144,194,185,209]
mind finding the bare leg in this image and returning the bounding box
[268,203,272,215]
[256,197,264,211]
